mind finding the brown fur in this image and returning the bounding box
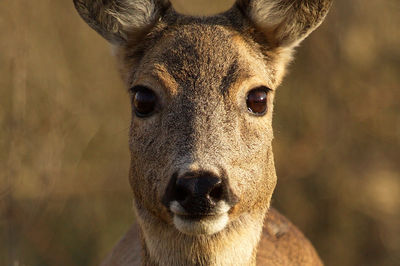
[101,208,322,266]
[73,0,332,265]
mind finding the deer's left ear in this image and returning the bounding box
[73,0,171,45]
[235,0,333,49]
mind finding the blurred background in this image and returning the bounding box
[1,0,399,265]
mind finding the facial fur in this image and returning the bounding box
[112,10,288,236]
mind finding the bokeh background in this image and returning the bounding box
[1,0,399,265]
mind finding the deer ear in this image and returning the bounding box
[73,0,171,45]
[236,0,332,49]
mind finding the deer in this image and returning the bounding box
[73,0,332,265]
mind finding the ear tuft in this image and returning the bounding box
[236,0,333,48]
[73,0,170,45]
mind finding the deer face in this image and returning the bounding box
[74,0,332,236]
[126,20,280,235]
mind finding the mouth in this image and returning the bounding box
[175,213,216,221]
[170,201,231,235]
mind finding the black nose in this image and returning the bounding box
[176,174,223,202]
[162,172,236,215]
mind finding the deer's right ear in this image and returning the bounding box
[73,0,171,45]
[235,0,333,49]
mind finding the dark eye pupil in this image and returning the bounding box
[133,87,157,117]
[246,87,268,115]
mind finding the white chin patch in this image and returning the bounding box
[173,213,229,235]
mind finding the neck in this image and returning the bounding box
[135,207,266,266]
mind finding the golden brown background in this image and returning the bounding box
[1,0,399,265]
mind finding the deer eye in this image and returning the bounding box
[131,86,157,117]
[246,87,269,115]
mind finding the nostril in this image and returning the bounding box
[209,183,224,202]
[175,186,189,202]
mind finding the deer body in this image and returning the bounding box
[73,0,332,265]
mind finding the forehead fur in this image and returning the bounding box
[117,10,285,90]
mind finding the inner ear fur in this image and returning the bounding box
[73,0,170,45]
[236,0,333,49]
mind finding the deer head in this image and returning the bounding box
[74,0,331,239]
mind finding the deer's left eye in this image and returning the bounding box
[246,86,270,115]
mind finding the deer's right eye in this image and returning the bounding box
[131,86,157,117]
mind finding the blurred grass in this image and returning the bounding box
[1,0,399,265]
